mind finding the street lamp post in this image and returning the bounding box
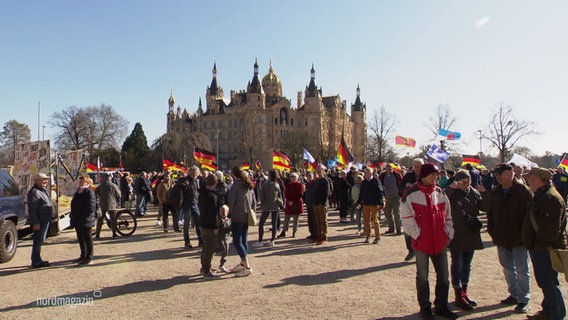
[478,130,483,156]
[215,129,220,169]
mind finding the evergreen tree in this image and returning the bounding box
[121,123,149,171]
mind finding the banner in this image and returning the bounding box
[395,135,416,148]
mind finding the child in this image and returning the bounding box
[217,204,231,272]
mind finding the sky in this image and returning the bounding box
[1,1,567,159]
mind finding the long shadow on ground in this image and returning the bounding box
[264,262,408,288]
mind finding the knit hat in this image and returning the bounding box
[420,162,440,178]
[453,169,470,181]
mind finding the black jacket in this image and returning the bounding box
[70,188,97,228]
[445,186,484,251]
[198,186,219,229]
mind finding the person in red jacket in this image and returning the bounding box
[401,163,457,320]
[279,172,305,238]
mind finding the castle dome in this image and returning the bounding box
[262,60,282,97]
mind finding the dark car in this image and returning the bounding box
[0,170,26,263]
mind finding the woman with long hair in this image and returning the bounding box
[279,172,304,238]
[70,175,97,265]
[227,166,256,277]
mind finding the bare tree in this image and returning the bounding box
[486,104,538,162]
[426,104,457,151]
[49,104,128,154]
[0,120,31,165]
[282,131,318,168]
[367,106,397,161]
[240,114,263,165]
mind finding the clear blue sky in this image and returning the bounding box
[1,1,566,159]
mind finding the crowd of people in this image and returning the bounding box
[26,159,568,320]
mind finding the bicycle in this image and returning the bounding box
[103,209,137,236]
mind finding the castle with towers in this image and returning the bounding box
[166,60,367,170]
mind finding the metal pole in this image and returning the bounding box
[478,130,483,156]
[216,129,219,168]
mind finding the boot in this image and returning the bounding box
[462,284,477,307]
[454,287,474,311]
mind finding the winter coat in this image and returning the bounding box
[522,183,567,250]
[313,177,331,206]
[156,179,174,206]
[70,188,97,228]
[182,176,200,209]
[259,181,282,212]
[227,179,255,224]
[445,186,484,252]
[284,181,304,215]
[358,177,384,206]
[401,182,454,255]
[27,184,53,225]
[198,186,220,229]
[95,179,121,212]
[487,179,532,248]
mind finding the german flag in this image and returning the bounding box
[336,135,354,166]
[86,163,98,172]
[389,162,402,173]
[395,135,416,148]
[461,154,481,167]
[368,160,383,170]
[255,160,262,171]
[193,147,216,165]
[559,155,568,171]
[273,150,292,171]
[201,162,218,172]
[241,162,250,170]
[163,159,188,174]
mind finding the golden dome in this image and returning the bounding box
[262,60,282,97]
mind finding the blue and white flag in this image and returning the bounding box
[438,129,461,140]
[426,144,450,163]
[303,149,316,163]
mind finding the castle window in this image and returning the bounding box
[279,108,288,125]
[218,120,222,128]
[291,119,294,126]
[305,119,308,126]
[204,122,208,129]
[275,118,278,125]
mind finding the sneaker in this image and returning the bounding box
[71,257,84,263]
[277,232,286,238]
[155,220,162,226]
[203,271,221,280]
[373,238,381,244]
[230,263,245,273]
[178,220,184,227]
[316,239,327,245]
[500,296,518,305]
[218,265,229,273]
[252,241,264,248]
[404,252,415,262]
[235,267,252,277]
[514,303,530,314]
[266,241,276,247]
[433,305,459,320]
[364,237,370,243]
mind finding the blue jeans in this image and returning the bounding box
[497,246,531,304]
[415,248,450,308]
[135,194,146,215]
[31,218,51,265]
[529,249,566,320]
[231,222,249,260]
[181,205,202,245]
[450,250,475,288]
